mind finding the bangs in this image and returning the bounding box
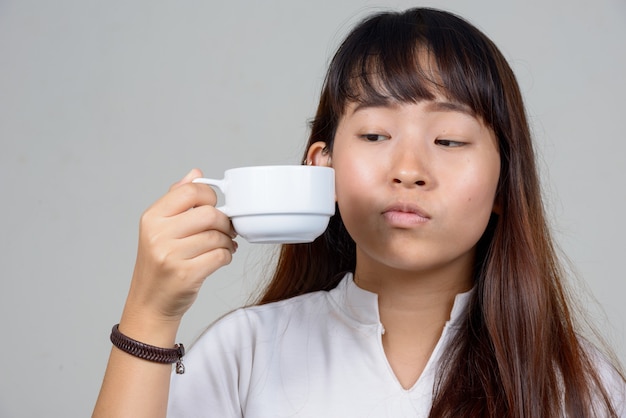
[339,45,442,109]
[326,9,503,127]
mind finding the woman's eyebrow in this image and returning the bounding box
[350,99,475,116]
[425,100,475,116]
[350,99,397,114]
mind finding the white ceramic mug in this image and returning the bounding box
[192,165,335,243]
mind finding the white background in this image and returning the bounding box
[1,0,625,416]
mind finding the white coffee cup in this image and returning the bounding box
[192,165,335,244]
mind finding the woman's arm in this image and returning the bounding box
[93,316,180,417]
[93,169,237,418]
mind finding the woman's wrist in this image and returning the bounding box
[118,305,182,349]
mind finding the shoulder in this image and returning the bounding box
[168,289,335,417]
[192,288,334,351]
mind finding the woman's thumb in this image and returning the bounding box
[171,168,203,190]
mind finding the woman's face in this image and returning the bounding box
[328,98,500,279]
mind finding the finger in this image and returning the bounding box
[169,168,203,191]
[164,205,235,239]
[175,230,237,261]
[152,182,219,218]
[186,246,236,280]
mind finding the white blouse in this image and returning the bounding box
[167,273,625,417]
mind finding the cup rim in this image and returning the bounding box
[225,165,334,173]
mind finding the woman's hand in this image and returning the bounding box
[123,168,237,327]
[93,169,237,418]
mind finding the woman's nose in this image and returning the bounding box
[393,175,426,186]
[390,146,432,187]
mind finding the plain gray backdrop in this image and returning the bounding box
[1,0,625,416]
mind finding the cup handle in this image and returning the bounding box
[191,178,230,216]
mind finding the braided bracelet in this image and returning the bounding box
[110,324,185,374]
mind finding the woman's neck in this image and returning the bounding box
[353,253,474,324]
[353,252,474,389]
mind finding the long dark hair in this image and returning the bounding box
[257,8,622,416]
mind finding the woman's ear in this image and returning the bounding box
[305,141,332,166]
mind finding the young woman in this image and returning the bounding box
[93,7,625,417]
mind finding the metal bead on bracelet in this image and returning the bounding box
[110,324,186,374]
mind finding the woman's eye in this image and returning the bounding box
[361,134,389,142]
[435,139,465,147]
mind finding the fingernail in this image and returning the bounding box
[182,169,196,181]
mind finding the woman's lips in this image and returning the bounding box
[382,203,431,227]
